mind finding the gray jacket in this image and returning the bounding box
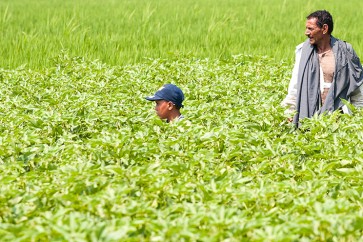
[294,36,363,125]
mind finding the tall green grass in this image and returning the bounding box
[1,0,363,69]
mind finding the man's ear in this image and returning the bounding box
[322,24,328,34]
[168,101,174,110]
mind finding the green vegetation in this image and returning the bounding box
[1,0,363,69]
[1,53,363,240]
[1,0,363,240]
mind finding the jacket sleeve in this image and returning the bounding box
[351,85,363,107]
[281,43,303,115]
[346,42,363,108]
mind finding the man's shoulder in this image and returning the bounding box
[343,41,354,53]
[295,40,309,54]
[296,42,305,50]
[332,37,354,53]
[335,38,357,58]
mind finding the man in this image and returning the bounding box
[145,84,185,122]
[282,10,363,125]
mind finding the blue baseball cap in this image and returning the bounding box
[145,84,184,108]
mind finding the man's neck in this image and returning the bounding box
[316,37,332,54]
[166,110,182,122]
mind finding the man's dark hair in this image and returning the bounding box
[307,10,334,34]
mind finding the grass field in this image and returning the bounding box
[1,0,363,241]
[1,0,363,69]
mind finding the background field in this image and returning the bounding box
[1,0,363,69]
[1,0,363,241]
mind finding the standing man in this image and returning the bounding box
[282,10,363,125]
[146,84,185,123]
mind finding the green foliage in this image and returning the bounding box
[1,53,363,240]
[1,0,363,240]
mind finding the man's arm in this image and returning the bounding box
[351,85,363,108]
[347,42,363,108]
[281,43,303,115]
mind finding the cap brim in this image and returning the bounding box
[145,94,163,101]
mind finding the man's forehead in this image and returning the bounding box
[306,17,318,24]
[306,18,319,28]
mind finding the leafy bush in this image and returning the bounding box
[0,53,363,241]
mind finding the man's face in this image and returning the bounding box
[305,17,325,45]
[155,100,171,120]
